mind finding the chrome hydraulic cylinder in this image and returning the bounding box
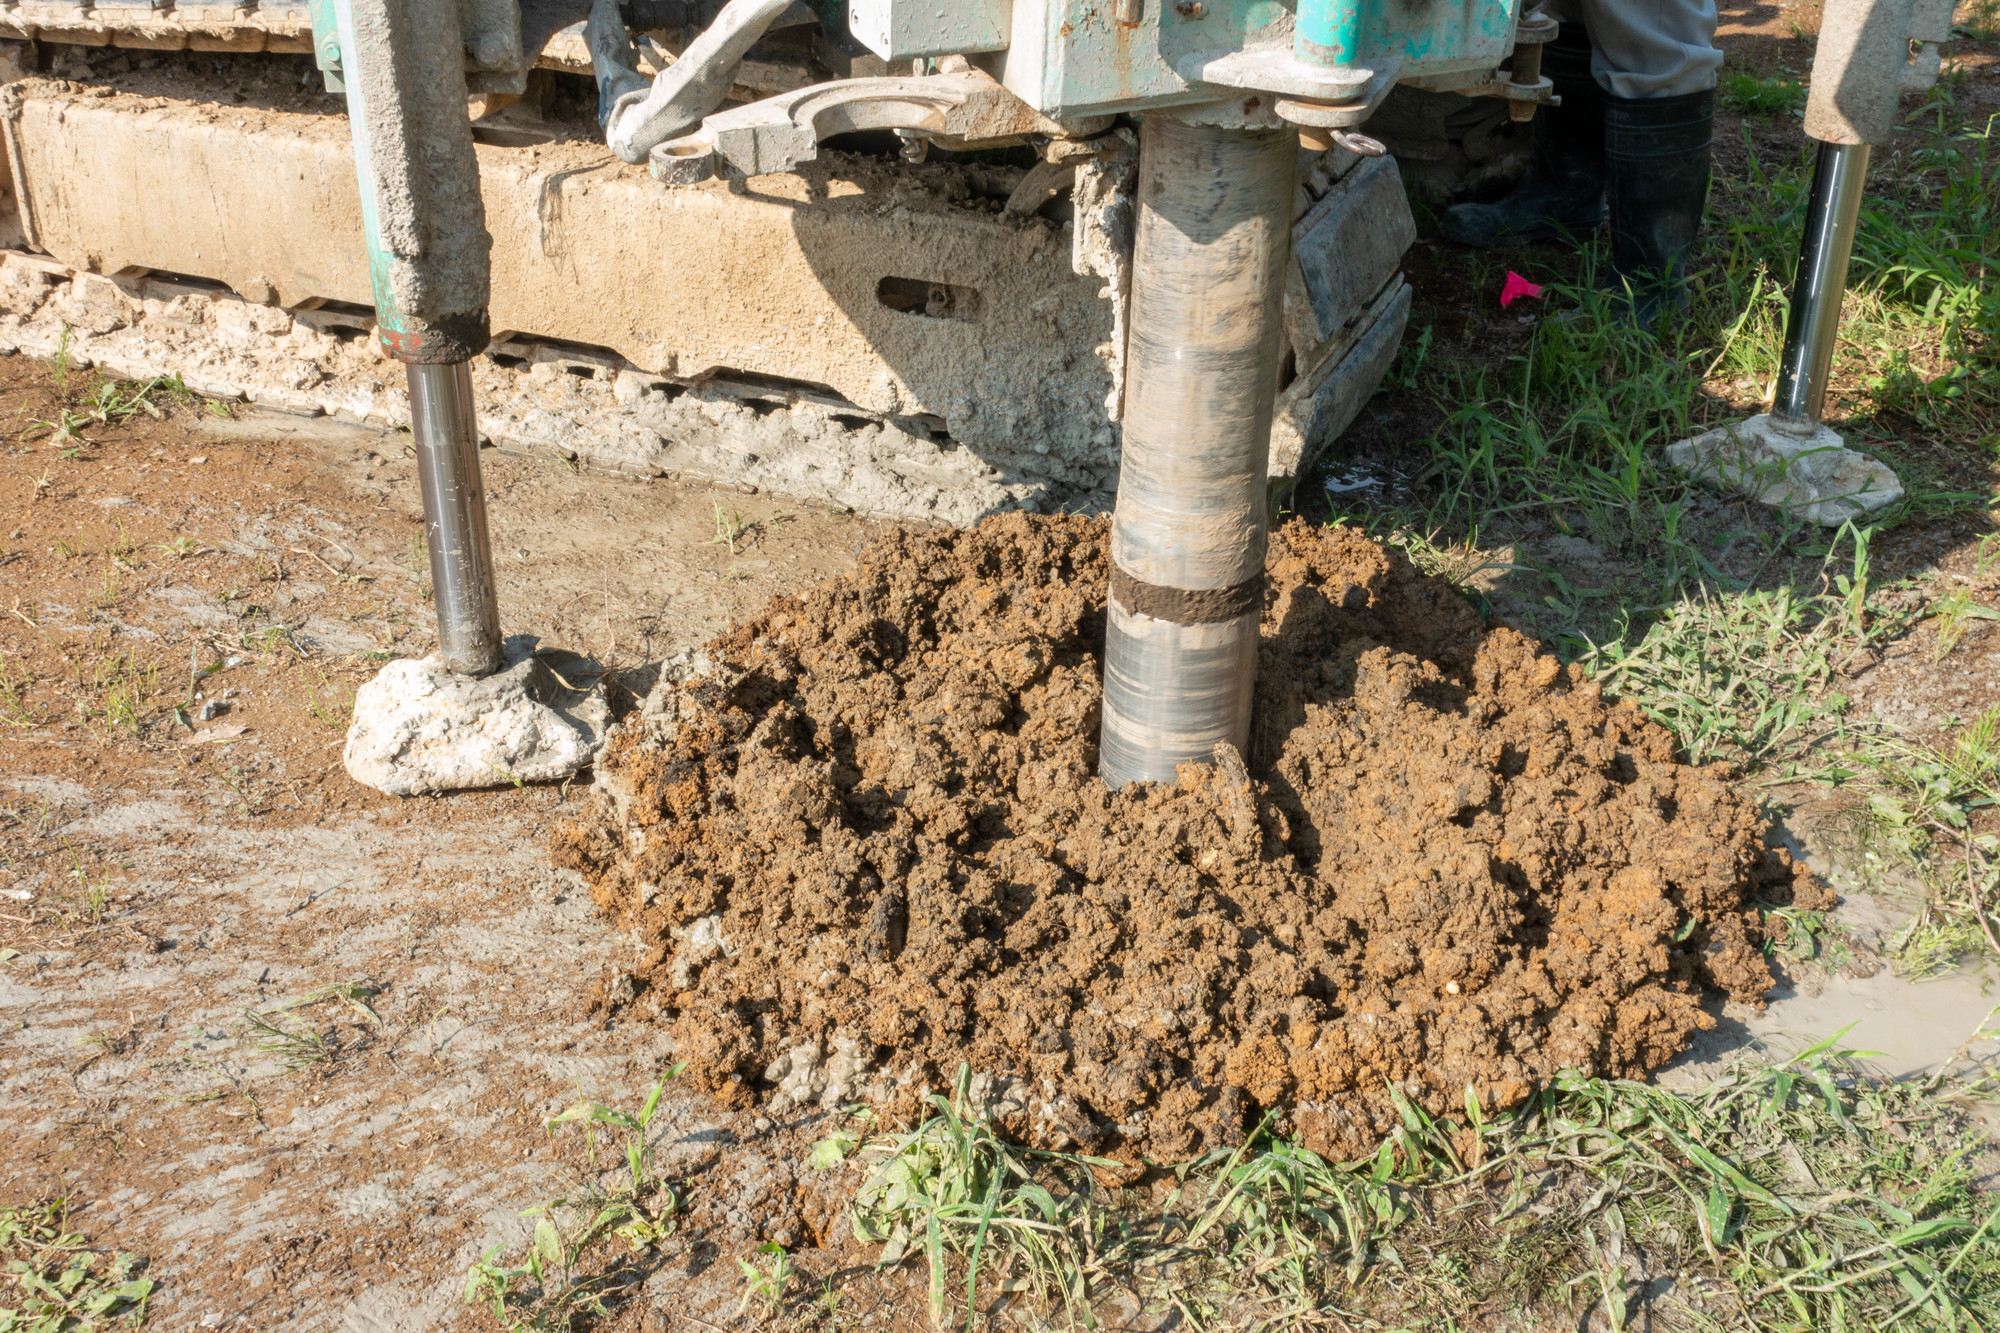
[1770,139,1871,431]
[1098,116,1295,788]
[409,362,504,676]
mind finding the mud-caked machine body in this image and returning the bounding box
[343,0,1552,773]
[0,0,1554,787]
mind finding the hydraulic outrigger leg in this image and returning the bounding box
[335,0,608,796]
[1667,0,1950,525]
[332,0,503,676]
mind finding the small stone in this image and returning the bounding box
[64,273,135,334]
[342,636,609,796]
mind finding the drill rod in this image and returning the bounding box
[408,361,504,676]
[1099,115,1295,787]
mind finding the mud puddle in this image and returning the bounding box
[560,513,1827,1161]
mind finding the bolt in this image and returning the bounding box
[469,30,513,66]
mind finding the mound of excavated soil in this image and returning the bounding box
[553,514,1820,1161]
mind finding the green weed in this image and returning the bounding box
[847,1067,1111,1326]
[218,765,269,817]
[1930,586,2000,661]
[240,980,381,1072]
[737,1243,794,1316]
[463,1070,688,1330]
[841,1045,2000,1328]
[78,655,157,736]
[0,1198,152,1331]
[1582,582,1843,765]
[65,866,110,927]
[299,665,351,730]
[26,407,88,447]
[242,1009,336,1071]
[463,1213,622,1333]
[74,1030,122,1056]
[1720,71,1807,117]
[48,328,73,398]
[711,503,757,555]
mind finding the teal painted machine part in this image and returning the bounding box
[326,0,411,346]
[307,0,345,91]
[1044,0,1518,117]
[1294,0,1360,68]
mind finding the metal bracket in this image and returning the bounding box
[1174,46,1383,102]
[1402,66,1557,119]
[1271,56,1401,134]
[651,68,1094,182]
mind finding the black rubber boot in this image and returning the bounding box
[1602,88,1714,329]
[1440,25,1607,248]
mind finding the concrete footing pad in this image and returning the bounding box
[343,638,610,796]
[1668,413,1904,527]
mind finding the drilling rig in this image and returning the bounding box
[0,0,1559,789]
[0,0,1485,525]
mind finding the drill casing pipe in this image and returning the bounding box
[1099,116,1295,788]
[1770,138,1871,431]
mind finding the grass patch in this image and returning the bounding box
[239,979,382,1073]
[1720,72,1807,118]
[0,1198,153,1330]
[463,1070,685,1331]
[832,1048,2000,1329]
[1958,0,2000,40]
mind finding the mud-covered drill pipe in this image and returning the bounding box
[1098,116,1295,788]
[334,0,503,676]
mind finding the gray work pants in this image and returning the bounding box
[1550,0,1724,98]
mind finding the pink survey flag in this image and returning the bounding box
[1500,271,1546,307]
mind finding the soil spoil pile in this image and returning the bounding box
[554,514,1816,1161]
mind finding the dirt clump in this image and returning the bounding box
[554,513,1820,1161]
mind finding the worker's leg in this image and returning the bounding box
[1443,0,1719,312]
[1578,0,1722,98]
[1439,21,1606,248]
[1586,0,1721,319]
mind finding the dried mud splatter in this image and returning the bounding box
[554,514,1822,1161]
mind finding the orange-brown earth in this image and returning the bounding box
[558,514,1829,1161]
